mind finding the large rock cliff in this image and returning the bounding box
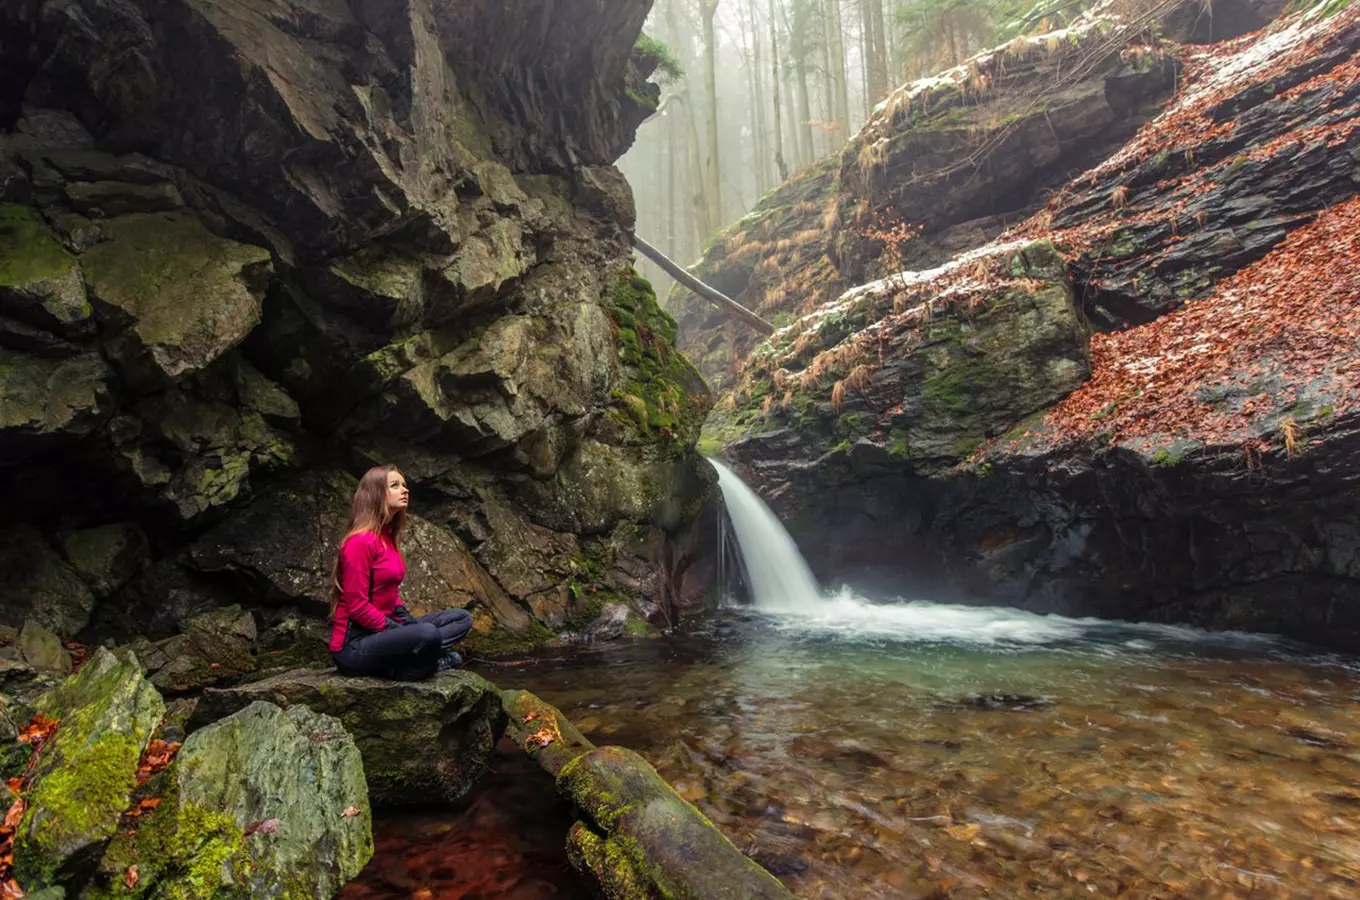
[688,0,1360,647]
[0,0,712,652]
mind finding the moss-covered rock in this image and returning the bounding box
[558,746,794,900]
[0,203,90,334]
[17,621,71,677]
[188,669,505,807]
[149,605,258,695]
[116,389,296,522]
[0,349,114,453]
[80,212,271,390]
[604,270,711,455]
[60,523,149,599]
[14,648,163,889]
[88,701,371,900]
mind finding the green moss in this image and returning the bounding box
[141,798,251,899]
[16,734,139,885]
[605,270,710,454]
[1150,447,1186,467]
[461,620,555,657]
[887,426,910,458]
[624,615,657,638]
[634,34,683,85]
[0,204,74,288]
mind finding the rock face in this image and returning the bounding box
[708,1,1360,646]
[0,0,712,649]
[90,701,372,900]
[188,668,504,807]
[14,647,164,888]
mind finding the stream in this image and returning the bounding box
[347,603,1360,899]
[344,459,1360,898]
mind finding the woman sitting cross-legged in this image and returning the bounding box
[329,464,472,679]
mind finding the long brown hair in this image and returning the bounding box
[328,465,408,615]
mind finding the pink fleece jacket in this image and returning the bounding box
[329,531,406,652]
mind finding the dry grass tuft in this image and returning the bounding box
[830,379,847,412]
[846,364,873,393]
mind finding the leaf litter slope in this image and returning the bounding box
[1022,194,1360,454]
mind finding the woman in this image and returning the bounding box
[329,465,472,679]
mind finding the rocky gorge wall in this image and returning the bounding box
[0,0,714,662]
[689,0,1360,647]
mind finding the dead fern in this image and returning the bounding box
[846,364,874,393]
[830,379,847,412]
[1279,418,1299,456]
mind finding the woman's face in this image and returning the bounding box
[385,470,409,515]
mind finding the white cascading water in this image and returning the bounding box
[707,457,1280,649]
[709,458,822,612]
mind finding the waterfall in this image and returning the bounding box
[708,459,822,612]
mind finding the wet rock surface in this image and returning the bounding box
[0,0,712,652]
[188,668,505,807]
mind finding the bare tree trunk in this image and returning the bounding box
[789,0,816,165]
[859,0,871,120]
[701,0,723,235]
[865,0,890,105]
[882,0,899,84]
[633,236,774,336]
[823,0,849,146]
[746,0,770,193]
[770,0,789,182]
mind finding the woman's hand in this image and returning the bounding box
[392,605,418,625]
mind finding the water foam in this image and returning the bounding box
[709,458,1283,652]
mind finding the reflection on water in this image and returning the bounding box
[488,603,1360,899]
[339,739,589,900]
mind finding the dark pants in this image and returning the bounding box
[332,609,473,680]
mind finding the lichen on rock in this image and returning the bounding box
[14,648,164,889]
[88,701,371,900]
[188,668,505,807]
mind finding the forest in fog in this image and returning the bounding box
[622,0,1078,292]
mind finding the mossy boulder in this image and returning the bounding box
[0,349,114,455]
[60,523,149,598]
[558,746,794,900]
[80,212,271,390]
[0,526,97,635]
[0,203,90,334]
[87,701,371,900]
[188,669,505,807]
[149,605,259,695]
[17,621,71,676]
[116,389,296,522]
[14,648,164,889]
